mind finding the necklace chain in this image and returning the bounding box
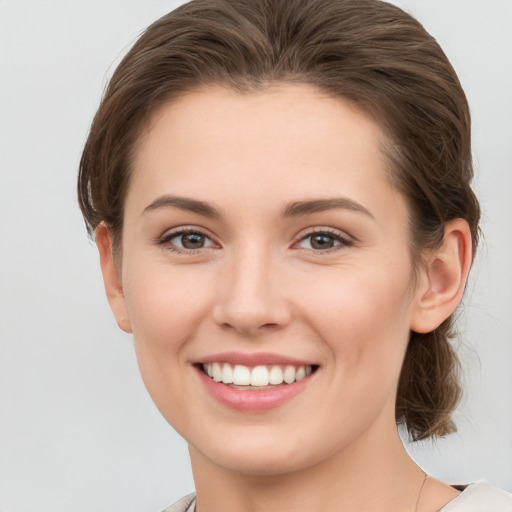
[414,472,428,512]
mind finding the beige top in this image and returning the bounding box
[161,482,512,512]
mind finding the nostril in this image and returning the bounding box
[260,322,281,330]
[211,283,292,335]
[219,321,282,336]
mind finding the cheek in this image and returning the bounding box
[296,259,414,374]
[293,265,414,443]
[120,262,215,416]
[123,261,212,346]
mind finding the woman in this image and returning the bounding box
[78,0,512,510]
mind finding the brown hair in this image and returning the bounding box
[78,0,480,440]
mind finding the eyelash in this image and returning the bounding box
[293,228,353,253]
[157,227,218,254]
[156,227,353,254]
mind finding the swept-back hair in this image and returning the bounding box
[78,0,480,440]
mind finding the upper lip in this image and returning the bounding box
[195,351,317,367]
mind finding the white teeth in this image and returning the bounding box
[203,362,313,386]
[221,363,233,384]
[269,365,284,385]
[232,365,251,385]
[212,362,222,382]
[296,365,306,381]
[283,365,296,384]
[250,366,269,386]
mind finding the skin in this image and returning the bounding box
[97,85,472,512]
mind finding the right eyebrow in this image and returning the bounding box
[142,195,222,219]
[282,197,375,220]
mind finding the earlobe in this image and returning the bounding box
[96,223,133,333]
[410,219,473,334]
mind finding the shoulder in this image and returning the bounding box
[157,485,512,512]
[440,482,512,511]
[160,492,196,512]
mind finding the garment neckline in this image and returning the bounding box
[438,481,494,510]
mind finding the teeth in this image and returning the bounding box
[232,365,251,385]
[283,365,296,384]
[221,363,233,384]
[202,362,313,386]
[212,362,222,382]
[296,366,306,381]
[269,365,284,385]
[250,366,269,386]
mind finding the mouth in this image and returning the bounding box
[194,352,319,411]
[198,362,319,389]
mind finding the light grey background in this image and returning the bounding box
[0,1,511,511]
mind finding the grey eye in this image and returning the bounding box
[166,231,214,250]
[180,232,206,249]
[296,230,352,252]
[309,234,337,250]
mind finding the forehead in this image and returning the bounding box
[135,84,384,168]
[127,84,404,225]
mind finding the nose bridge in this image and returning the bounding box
[213,240,289,335]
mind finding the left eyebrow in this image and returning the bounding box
[282,197,375,220]
[142,195,222,219]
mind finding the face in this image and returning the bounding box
[109,85,428,475]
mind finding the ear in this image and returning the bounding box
[410,219,473,333]
[96,223,133,333]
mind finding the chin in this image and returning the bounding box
[201,446,315,476]
[188,425,340,477]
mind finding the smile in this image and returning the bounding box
[195,356,319,412]
[202,363,314,388]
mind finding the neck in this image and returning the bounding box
[189,424,424,512]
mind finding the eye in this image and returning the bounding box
[295,230,352,251]
[159,229,216,252]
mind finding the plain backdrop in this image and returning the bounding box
[0,1,511,511]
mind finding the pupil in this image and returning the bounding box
[182,233,205,249]
[311,234,334,250]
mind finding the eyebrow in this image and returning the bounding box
[142,195,222,219]
[142,195,374,220]
[282,197,374,219]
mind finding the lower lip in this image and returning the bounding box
[196,367,313,412]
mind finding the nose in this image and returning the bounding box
[212,245,291,337]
